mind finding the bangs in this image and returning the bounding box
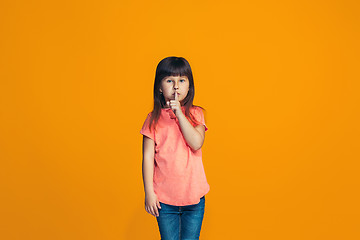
[164,62,190,77]
[156,57,192,79]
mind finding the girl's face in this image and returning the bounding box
[159,75,190,105]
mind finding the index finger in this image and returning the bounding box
[174,90,178,101]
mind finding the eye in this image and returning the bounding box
[166,79,173,83]
[180,79,186,82]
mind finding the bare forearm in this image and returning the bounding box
[176,113,203,150]
[142,157,155,194]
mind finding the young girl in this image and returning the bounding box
[140,56,210,240]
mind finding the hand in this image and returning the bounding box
[145,191,161,217]
[166,90,182,117]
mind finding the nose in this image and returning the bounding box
[173,81,179,90]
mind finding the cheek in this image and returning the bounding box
[161,84,170,92]
[184,82,190,90]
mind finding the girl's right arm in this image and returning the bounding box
[142,135,161,217]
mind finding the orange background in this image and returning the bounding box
[1,0,359,239]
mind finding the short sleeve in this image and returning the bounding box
[140,113,155,140]
[192,107,208,131]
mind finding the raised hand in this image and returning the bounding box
[167,90,182,116]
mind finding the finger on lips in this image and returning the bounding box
[174,90,178,101]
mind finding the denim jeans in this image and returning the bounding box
[156,196,205,240]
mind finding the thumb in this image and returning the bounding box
[166,101,170,107]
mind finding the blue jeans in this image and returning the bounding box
[156,196,205,240]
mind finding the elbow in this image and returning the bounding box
[190,145,201,151]
[193,146,202,151]
[191,140,204,151]
[188,132,205,151]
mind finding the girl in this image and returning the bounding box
[140,56,210,240]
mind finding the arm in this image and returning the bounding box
[142,135,161,217]
[142,135,155,195]
[176,113,205,151]
[168,91,206,151]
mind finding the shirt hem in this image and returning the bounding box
[157,186,210,206]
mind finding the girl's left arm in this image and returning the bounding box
[176,112,205,151]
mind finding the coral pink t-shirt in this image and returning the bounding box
[140,105,210,206]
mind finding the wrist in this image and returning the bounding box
[175,108,185,118]
[145,187,155,195]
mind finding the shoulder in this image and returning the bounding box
[145,111,153,118]
[191,105,201,112]
[190,105,204,115]
[142,111,154,125]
